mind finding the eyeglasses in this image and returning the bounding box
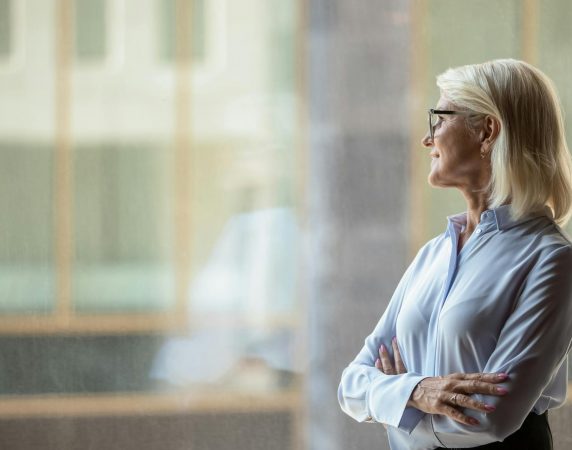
[427,109,471,141]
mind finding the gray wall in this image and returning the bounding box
[551,405,572,449]
[306,1,412,449]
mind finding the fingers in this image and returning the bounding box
[441,404,480,426]
[391,337,407,374]
[411,386,481,426]
[378,344,396,375]
[458,379,508,396]
[458,372,509,383]
[440,392,481,426]
[410,375,504,427]
[375,338,407,375]
[443,372,509,396]
[449,393,496,414]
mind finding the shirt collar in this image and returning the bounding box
[446,204,553,233]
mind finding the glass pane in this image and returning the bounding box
[0,0,10,58]
[74,0,106,60]
[73,144,174,313]
[158,0,206,62]
[0,144,54,313]
[71,7,176,315]
[420,0,522,242]
[2,0,303,448]
[171,0,301,404]
[0,335,162,394]
[0,1,55,314]
[418,0,572,390]
[537,0,572,238]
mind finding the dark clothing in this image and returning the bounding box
[437,411,552,450]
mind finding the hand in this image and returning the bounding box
[375,336,407,375]
[374,338,509,427]
[407,372,509,426]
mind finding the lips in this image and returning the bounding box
[430,152,440,158]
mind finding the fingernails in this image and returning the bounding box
[496,373,509,380]
[495,387,508,394]
[484,404,496,412]
[469,417,480,426]
[392,336,397,343]
[380,344,386,353]
[375,358,380,366]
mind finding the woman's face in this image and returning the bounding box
[421,96,489,190]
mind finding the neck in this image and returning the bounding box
[460,189,490,235]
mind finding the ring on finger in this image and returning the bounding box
[450,393,458,405]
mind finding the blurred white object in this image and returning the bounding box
[150,330,239,386]
[190,207,298,317]
[150,207,300,386]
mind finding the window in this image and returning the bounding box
[0,144,54,314]
[0,0,24,70]
[73,143,174,314]
[1,1,303,448]
[413,0,572,391]
[0,0,11,59]
[73,0,124,69]
[74,0,107,61]
[158,0,206,63]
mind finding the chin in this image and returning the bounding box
[427,170,441,187]
[427,171,451,188]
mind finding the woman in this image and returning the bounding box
[338,59,572,450]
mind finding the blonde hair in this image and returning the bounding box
[436,59,572,226]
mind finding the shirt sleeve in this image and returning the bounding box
[433,245,572,447]
[338,260,428,433]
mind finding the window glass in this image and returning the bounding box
[417,0,572,389]
[3,1,572,449]
[418,0,524,243]
[74,0,106,61]
[0,144,54,313]
[0,0,10,58]
[158,0,206,62]
[73,143,174,313]
[0,0,55,315]
[538,0,572,237]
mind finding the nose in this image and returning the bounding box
[421,131,433,148]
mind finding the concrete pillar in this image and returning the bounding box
[306,1,413,449]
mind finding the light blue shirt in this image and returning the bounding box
[338,205,572,449]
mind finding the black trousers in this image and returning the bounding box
[437,411,552,450]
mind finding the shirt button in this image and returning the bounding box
[476,228,482,234]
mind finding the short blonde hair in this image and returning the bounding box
[436,59,572,226]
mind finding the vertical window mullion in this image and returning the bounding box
[173,0,192,328]
[159,0,206,64]
[55,0,74,326]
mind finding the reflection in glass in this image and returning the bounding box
[152,207,300,390]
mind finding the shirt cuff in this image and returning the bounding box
[366,372,427,434]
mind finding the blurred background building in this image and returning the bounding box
[0,0,571,449]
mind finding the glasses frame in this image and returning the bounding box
[427,109,471,141]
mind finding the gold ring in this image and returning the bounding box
[451,393,458,404]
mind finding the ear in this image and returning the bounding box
[480,115,500,150]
